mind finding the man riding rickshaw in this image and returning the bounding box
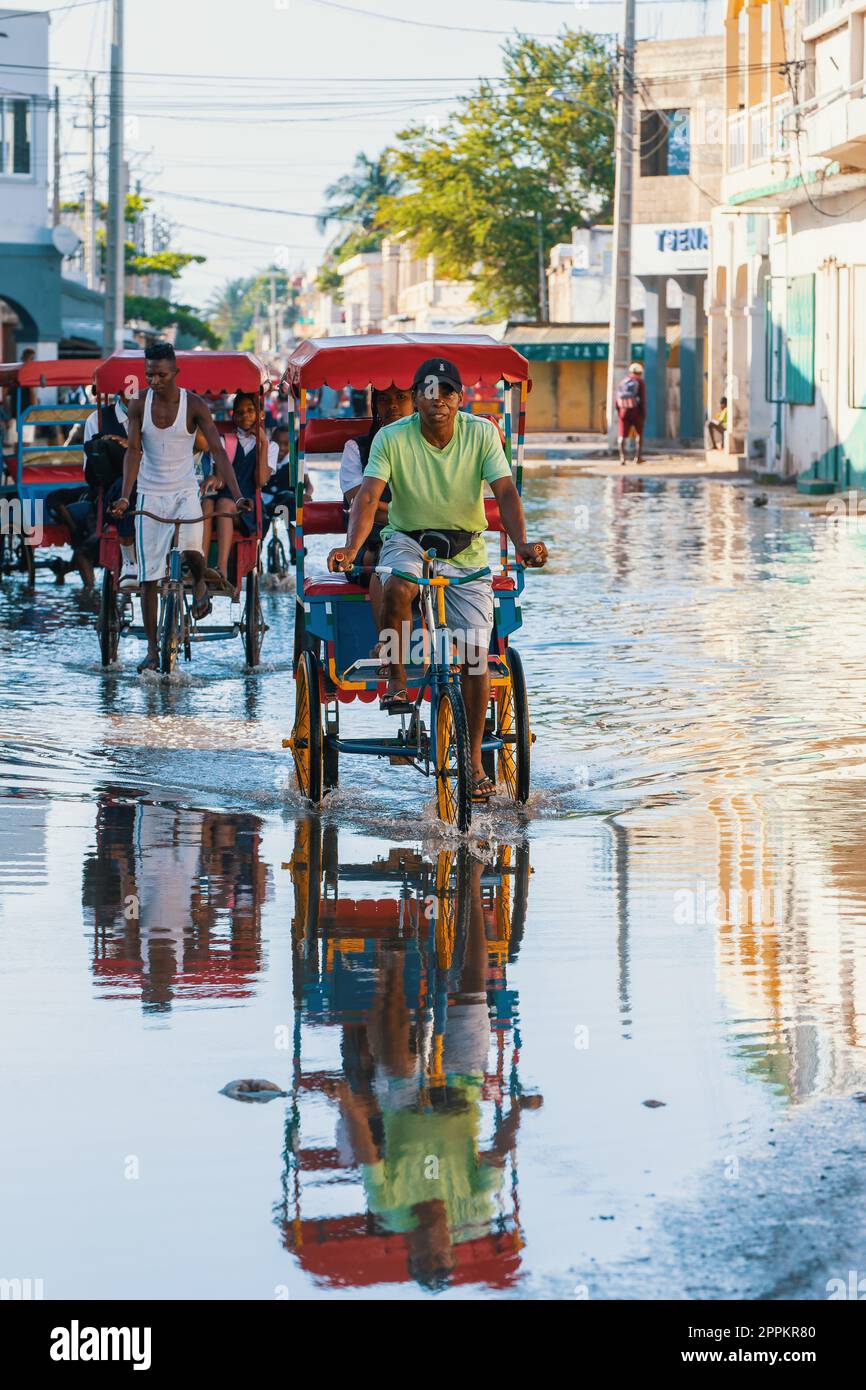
[327,355,547,806]
[284,334,545,830]
[109,343,250,672]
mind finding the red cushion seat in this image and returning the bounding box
[21,465,85,486]
[304,573,368,597]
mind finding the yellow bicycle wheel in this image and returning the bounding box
[496,647,531,803]
[287,651,323,803]
[435,686,472,830]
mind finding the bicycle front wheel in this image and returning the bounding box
[434,684,472,831]
[159,587,183,675]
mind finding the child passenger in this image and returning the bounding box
[201,391,277,587]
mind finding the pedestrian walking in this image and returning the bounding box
[615,361,646,465]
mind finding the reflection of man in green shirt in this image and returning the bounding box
[328,857,543,1290]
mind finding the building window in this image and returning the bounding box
[805,0,842,23]
[765,275,815,406]
[0,97,33,177]
[640,109,690,177]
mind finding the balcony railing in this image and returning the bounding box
[728,110,746,170]
[727,98,794,174]
[751,102,770,162]
[771,94,794,155]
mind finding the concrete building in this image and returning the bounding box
[0,8,103,359]
[547,227,615,325]
[293,268,346,339]
[337,251,385,335]
[541,39,723,440]
[630,35,725,442]
[711,0,866,486]
[333,235,481,336]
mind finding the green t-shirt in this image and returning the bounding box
[362,1084,501,1239]
[364,410,512,570]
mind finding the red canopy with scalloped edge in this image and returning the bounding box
[282,334,529,392]
[94,351,271,397]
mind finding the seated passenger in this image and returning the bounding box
[201,391,276,587]
[46,393,130,588]
[339,387,413,601]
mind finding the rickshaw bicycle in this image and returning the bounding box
[122,505,251,676]
[93,351,272,670]
[281,334,538,831]
[0,358,102,585]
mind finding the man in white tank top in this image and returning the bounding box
[111,343,250,672]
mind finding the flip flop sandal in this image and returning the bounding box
[370,643,392,680]
[380,688,411,714]
[472,773,496,802]
[192,589,213,620]
[137,655,159,674]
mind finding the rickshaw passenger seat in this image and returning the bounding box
[304,574,368,597]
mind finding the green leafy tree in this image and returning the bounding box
[124,294,219,349]
[379,30,616,319]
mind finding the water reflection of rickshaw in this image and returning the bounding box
[281,335,535,830]
[0,358,101,584]
[81,794,270,1013]
[93,352,272,671]
[276,819,538,1291]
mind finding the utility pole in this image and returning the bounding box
[606,0,637,449]
[103,0,125,354]
[84,78,97,289]
[52,86,60,224]
[535,211,549,321]
[269,270,278,353]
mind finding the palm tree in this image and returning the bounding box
[317,151,401,240]
[206,277,250,348]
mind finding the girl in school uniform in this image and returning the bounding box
[201,391,277,587]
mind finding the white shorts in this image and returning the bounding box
[137,489,204,583]
[377,532,494,660]
[441,995,490,1078]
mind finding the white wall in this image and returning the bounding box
[779,195,866,477]
[0,9,50,243]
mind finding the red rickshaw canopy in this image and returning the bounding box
[94,351,272,397]
[19,358,103,389]
[282,334,530,392]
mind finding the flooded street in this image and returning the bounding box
[3,468,866,1299]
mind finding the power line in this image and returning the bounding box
[298,0,557,36]
[0,0,107,21]
[149,189,351,222]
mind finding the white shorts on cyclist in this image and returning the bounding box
[137,488,203,584]
[376,531,494,669]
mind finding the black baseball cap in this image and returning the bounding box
[411,357,463,393]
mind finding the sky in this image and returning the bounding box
[2,0,724,310]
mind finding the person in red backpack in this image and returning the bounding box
[201,391,277,588]
[615,361,646,466]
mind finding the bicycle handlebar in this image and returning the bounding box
[127,510,207,524]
